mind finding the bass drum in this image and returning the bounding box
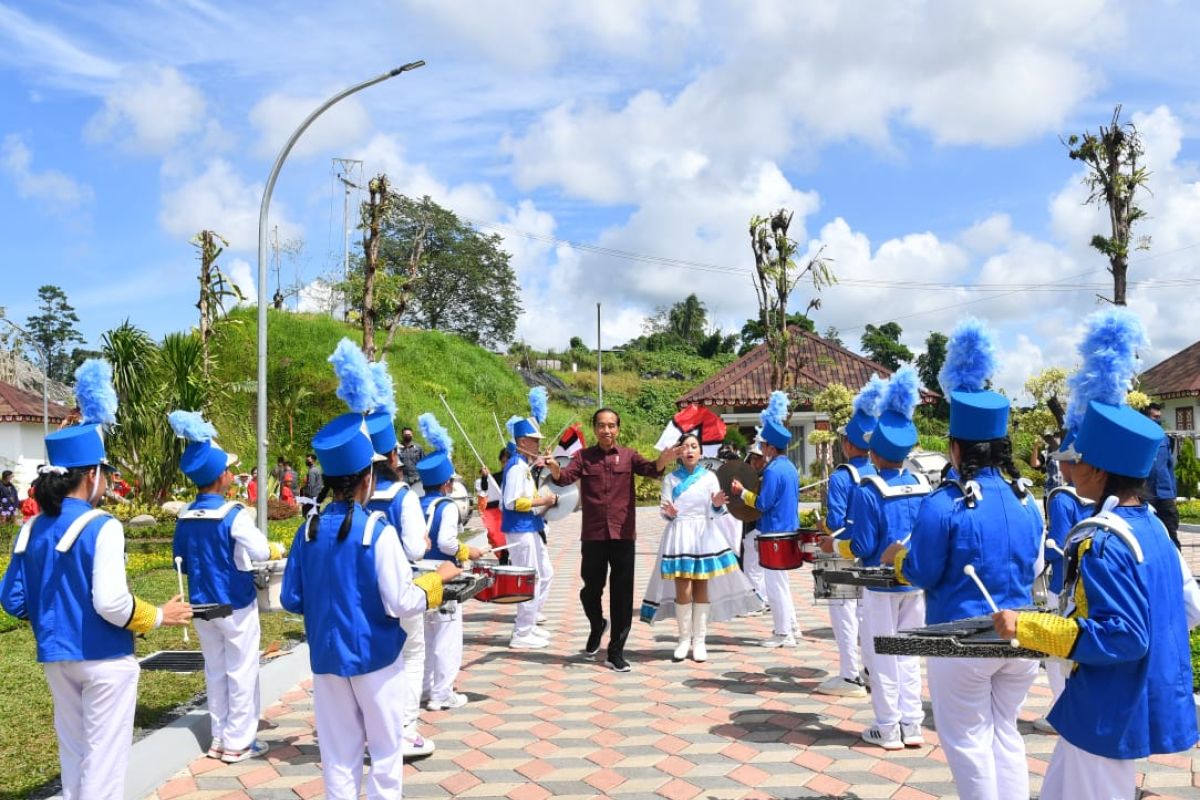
[717,460,761,522]
[449,478,473,526]
[698,457,725,473]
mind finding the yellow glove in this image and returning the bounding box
[268,541,286,560]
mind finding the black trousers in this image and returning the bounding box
[1150,497,1181,550]
[580,540,636,658]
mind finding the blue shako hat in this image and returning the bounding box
[312,413,378,477]
[1066,309,1161,478]
[870,366,920,463]
[507,387,548,441]
[169,410,236,487]
[939,318,1008,441]
[46,359,118,470]
[759,391,791,451]
[364,359,398,456]
[844,375,886,449]
[415,413,455,487]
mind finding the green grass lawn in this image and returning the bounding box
[0,568,304,800]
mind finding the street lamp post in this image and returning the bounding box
[254,61,425,531]
[1,318,48,459]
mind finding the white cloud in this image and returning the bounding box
[0,134,93,214]
[158,158,299,251]
[249,92,372,159]
[84,66,207,154]
[0,5,119,87]
[226,258,257,305]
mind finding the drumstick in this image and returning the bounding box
[491,411,507,448]
[174,557,190,644]
[963,564,1019,648]
[439,395,502,497]
[486,543,514,554]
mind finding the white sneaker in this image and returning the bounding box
[401,725,435,758]
[760,633,797,648]
[206,738,224,759]
[816,675,868,697]
[900,722,925,747]
[529,625,552,640]
[861,725,903,751]
[426,693,468,711]
[536,613,549,624]
[1032,717,1057,735]
[510,633,549,649]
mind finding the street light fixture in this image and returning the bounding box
[1,318,49,459]
[254,61,426,531]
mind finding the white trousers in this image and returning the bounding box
[741,530,766,600]
[399,612,426,722]
[860,590,924,727]
[508,533,553,636]
[926,657,1037,800]
[195,601,261,750]
[312,657,407,800]
[828,598,861,679]
[422,604,463,704]
[1041,737,1135,800]
[44,656,139,800]
[763,567,797,635]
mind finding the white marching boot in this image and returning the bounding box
[692,602,710,662]
[673,603,693,662]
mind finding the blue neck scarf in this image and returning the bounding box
[671,463,708,501]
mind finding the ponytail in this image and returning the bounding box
[32,467,91,517]
[951,436,1027,496]
[306,467,371,542]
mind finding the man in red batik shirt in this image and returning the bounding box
[547,408,680,672]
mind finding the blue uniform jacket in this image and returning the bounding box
[1045,486,1091,595]
[755,456,798,534]
[1147,437,1177,500]
[902,468,1043,624]
[1050,505,1198,759]
[173,494,256,608]
[845,469,925,593]
[825,457,875,534]
[500,454,543,534]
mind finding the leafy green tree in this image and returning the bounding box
[915,331,948,391]
[1065,105,1149,306]
[823,326,845,348]
[807,382,853,483]
[860,322,913,371]
[25,285,85,383]
[739,312,814,355]
[1176,441,1200,499]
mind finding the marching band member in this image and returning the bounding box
[282,411,457,800]
[416,413,483,711]
[477,448,509,561]
[824,367,929,748]
[0,360,192,800]
[882,319,1043,800]
[730,391,800,647]
[815,375,885,698]
[169,410,280,762]
[361,353,437,758]
[739,441,768,612]
[993,309,1200,800]
[503,388,559,650]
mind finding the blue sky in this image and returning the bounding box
[2,1,1199,396]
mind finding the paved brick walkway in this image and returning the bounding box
[146,509,1200,799]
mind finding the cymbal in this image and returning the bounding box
[717,460,761,523]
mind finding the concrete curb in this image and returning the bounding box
[118,644,311,800]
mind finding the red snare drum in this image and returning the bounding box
[476,564,536,604]
[756,532,805,570]
[798,529,823,564]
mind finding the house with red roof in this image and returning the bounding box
[1139,339,1200,456]
[0,380,73,489]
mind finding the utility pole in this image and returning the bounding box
[596,303,603,408]
[333,157,364,321]
[271,226,284,310]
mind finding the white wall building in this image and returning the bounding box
[0,381,71,491]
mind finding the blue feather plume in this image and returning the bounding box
[1066,309,1147,430]
[418,412,453,455]
[370,360,397,419]
[938,318,996,394]
[529,387,548,425]
[328,338,374,414]
[74,359,118,426]
[505,415,522,440]
[852,374,887,418]
[168,410,217,442]
[883,366,920,421]
[760,390,790,428]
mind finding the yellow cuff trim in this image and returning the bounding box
[268,541,286,559]
[1016,612,1079,659]
[742,490,757,507]
[892,548,911,586]
[837,539,855,560]
[514,497,533,512]
[413,572,443,610]
[126,596,158,635]
[455,543,471,563]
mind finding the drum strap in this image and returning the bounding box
[178,501,243,521]
[362,510,387,547]
[370,482,408,502]
[835,463,861,485]
[1047,485,1092,507]
[424,497,455,538]
[13,517,36,554]
[54,509,110,553]
[1061,498,1143,615]
[859,472,932,499]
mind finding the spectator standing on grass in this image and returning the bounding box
[0,470,19,523]
[1144,402,1181,549]
[397,426,424,490]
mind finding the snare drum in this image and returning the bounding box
[756,532,805,570]
[797,529,823,564]
[476,564,535,604]
[812,554,862,601]
[251,559,287,612]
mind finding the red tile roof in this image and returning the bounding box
[0,381,72,424]
[676,328,938,408]
[1140,340,1200,399]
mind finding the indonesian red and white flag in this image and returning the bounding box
[552,422,587,460]
[655,404,727,457]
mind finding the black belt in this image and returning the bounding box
[485,501,500,509]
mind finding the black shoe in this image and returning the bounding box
[604,655,631,672]
[585,619,608,656]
